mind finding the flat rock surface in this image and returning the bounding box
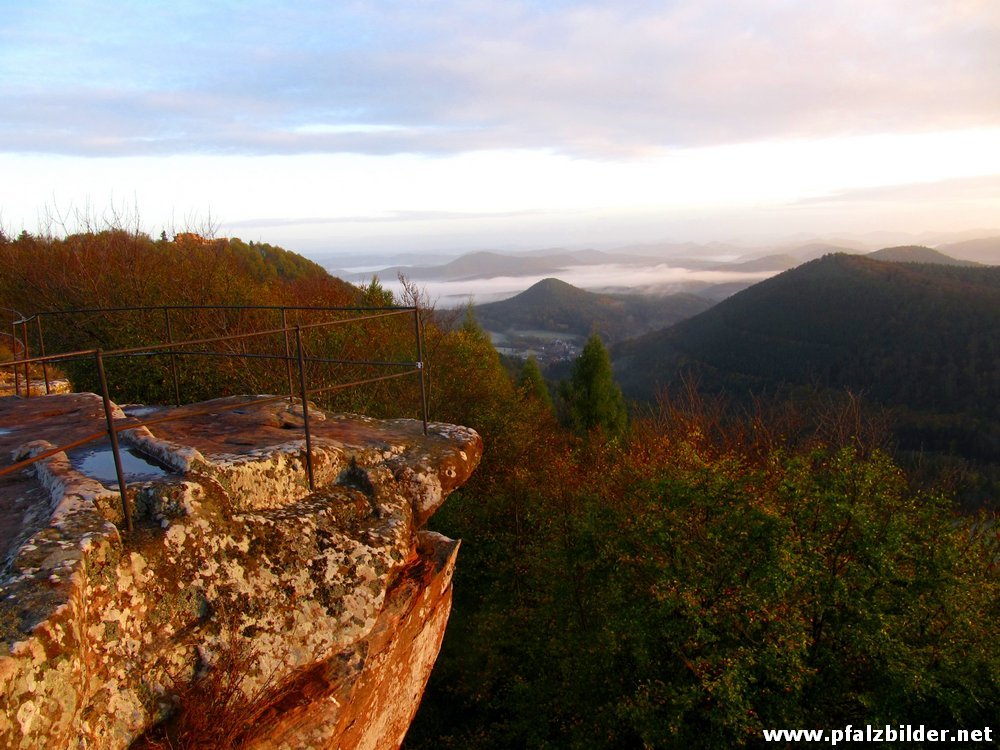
[143,395,456,462]
[0,393,113,566]
[0,394,478,566]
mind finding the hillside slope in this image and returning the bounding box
[0,230,358,315]
[475,277,712,344]
[615,254,1000,463]
[867,245,980,266]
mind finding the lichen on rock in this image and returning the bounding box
[0,394,481,749]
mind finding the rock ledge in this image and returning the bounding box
[0,394,481,749]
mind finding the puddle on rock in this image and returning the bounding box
[123,406,163,419]
[70,442,172,485]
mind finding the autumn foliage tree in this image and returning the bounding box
[0,229,370,403]
[517,356,552,410]
[408,392,999,749]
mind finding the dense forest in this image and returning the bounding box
[615,253,1000,511]
[2,231,997,748]
[0,229,424,412]
[615,254,1000,417]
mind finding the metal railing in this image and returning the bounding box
[1,304,429,533]
[2,306,28,397]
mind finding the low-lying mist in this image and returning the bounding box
[374,263,776,306]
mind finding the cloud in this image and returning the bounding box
[3,0,999,158]
[378,262,776,307]
[793,173,1000,207]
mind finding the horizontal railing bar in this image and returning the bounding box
[111,325,303,355]
[5,309,415,367]
[74,349,420,370]
[0,393,298,479]
[6,347,101,367]
[106,310,411,356]
[293,308,413,331]
[116,393,294,432]
[23,304,417,321]
[0,304,428,495]
[7,348,419,370]
[107,350,291,363]
[0,371,420,480]
[295,355,418,368]
[306,368,419,398]
[109,350,419,369]
[0,430,108,479]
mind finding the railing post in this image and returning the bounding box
[413,307,429,435]
[21,317,31,398]
[281,308,294,402]
[19,320,30,398]
[163,308,181,406]
[95,349,133,533]
[11,321,20,398]
[294,325,316,491]
[35,316,51,394]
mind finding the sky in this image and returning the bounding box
[2,0,999,259]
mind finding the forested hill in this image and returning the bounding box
[475,277,711,343]
[866,245,981,266]
[226,237,337,283]
[614,254,1000,463]
[0,230,358,314]
[615,253,1000,403]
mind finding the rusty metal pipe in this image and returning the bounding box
[294,325,315,492]
[35,316,51,395]
[19,320,30,398]
[164,308,181,406]
[10,321,20,398]
[95,349,133,533]
[414,307,429,435]
[281,307,294,403]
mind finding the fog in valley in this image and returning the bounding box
[376,263,774,306]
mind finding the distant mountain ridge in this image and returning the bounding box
[616,253,1000,398]
[341,245,823,284]
[866,245,980,266]
[342,249,651,283]
[936,236,1000,265]
[328,236,1000,308]
[475,277,712,345]
[709,254,800,272]
[614,253,1000,470]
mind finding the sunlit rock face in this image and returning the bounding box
[0,394,481,750]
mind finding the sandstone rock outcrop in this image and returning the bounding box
[0,394,481,749]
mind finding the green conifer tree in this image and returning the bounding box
[566,333,627,436]
[518,356,552,409]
